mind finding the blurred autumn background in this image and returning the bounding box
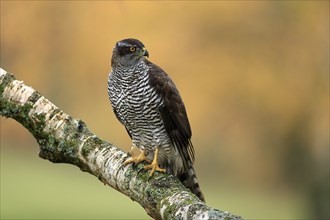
[1,1,329,219]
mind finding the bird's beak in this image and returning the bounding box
[143,48,149,58]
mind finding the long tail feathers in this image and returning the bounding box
[178,161,205,202]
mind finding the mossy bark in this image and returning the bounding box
[0,68,243,220]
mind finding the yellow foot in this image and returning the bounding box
[144,162,166,176]
[144,147,166,176]
[123,149,148,165]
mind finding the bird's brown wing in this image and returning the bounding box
[146,59,195,165]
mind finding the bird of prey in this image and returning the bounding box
[107,38,205,202]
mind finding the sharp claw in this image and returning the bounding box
[123,156,134,165]
[137,167,145,175]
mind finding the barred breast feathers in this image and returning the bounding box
[108,60,170,149]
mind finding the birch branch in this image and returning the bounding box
[0,68,243,220]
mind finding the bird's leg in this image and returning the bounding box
[144,147,166,176]
[123,149,149,165]
[127,145,135,156]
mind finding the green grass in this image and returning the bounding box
[1,145,306,219]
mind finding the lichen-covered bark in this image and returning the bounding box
[0,68,243,220]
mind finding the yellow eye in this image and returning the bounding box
[129,46,136,52]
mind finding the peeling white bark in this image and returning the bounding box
[3,80,35,105]
[0,68,7,81]
[29,96,70,138]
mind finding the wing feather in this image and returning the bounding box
[146,59,195,165]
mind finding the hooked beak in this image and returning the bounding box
[143,48,149,58]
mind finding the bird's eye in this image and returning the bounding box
[129,46,136,52]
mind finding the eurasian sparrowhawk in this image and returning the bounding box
[108,38,205,202]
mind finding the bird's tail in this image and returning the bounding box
[178,160,205,202]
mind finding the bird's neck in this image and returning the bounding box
[112,59,149,81]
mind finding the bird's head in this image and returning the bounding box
[111,38,149,68]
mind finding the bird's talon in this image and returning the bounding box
[137,167,145,175]
[143,147,166,176]
[123,150,148,166]
[144,162,166,176]
[123,157,134,166]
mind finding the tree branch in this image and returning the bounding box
[0,68,243,220]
